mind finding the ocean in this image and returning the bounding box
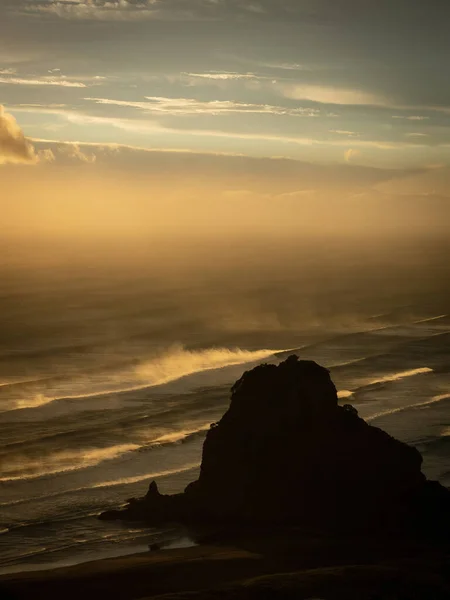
[0,239,449,574]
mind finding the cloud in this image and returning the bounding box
[57,142,97,163]
[330,130,360,137]
[183,72,259,81]
[392,115,430,121]
[30,139,420,189]
[15,0,162,21]
[38,148,56,162]
[85,96,321,117]
[0,105,38,165]
[9,0,278,22]
[0,75,87,88]
[0,108,96,166]
[283,84,388,107]
[18,102,431,157]
[344,148,360,163]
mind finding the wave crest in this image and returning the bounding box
[0,444,139,482]
[6,345,282,412]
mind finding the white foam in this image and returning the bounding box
[134,345,281,388]
[337,390,354,399]
[152,424,211,445]
[330,357,371,368]
[366,367,433,386]
[367,393,449,421]
[8,345,283,412]
[13,394,54,410]
[0,443,139,482]
[0,378,47,389]
[432,393,450,402]
[414,314,448,324]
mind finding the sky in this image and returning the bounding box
[1,0,449,247]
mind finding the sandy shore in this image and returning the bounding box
[1,531,449,599]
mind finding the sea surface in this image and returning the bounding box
[0,242,449,574]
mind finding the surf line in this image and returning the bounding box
[6,346,289,413]
[337,367,434,401]
[367,393,450,422]
[414,315,448,324]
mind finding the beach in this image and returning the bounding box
[1,529,449,599]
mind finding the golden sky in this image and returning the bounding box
[0,1,449,243]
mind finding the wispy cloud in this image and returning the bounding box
[66,111,430,152]
[15,0,161,21]
[10,102,435,156]
[10,0,277,22]
[280,84,450,118]
[85,96,321,117]
[263,62,312,72]
[183,71,259,81]
[330,130,360,137]
[392,115,430,121]
[0,75,87,88]
[282,84,388,107]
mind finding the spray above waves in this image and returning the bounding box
[0,444,139,483]
[91,463,201,490]
[133,345,284,387]
[5,345,284,412]
[337,390,354,399]
[0,423,211,488]
[336,368,434,403]
[365,367,433,386]
[0,463,202,509]
[151,424,211,446]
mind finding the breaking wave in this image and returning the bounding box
[0,444,139,483]
[7,345,283,412]
[367,392,450,422]
[366,367,433,386]
[336,368,434,403]
[337,390,354,399]
[414,315,448,324]
[91,463,201,490]
[151,424,211,446]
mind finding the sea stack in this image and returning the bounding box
[100,356,450,537]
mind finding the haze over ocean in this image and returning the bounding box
[0,240,449,573]
[1,0,450,576]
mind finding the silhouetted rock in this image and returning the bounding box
[99,356,450,538]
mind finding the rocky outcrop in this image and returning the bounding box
[100,356,450,537]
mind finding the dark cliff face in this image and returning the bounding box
[100,356,449,536]
[184,356,425,527]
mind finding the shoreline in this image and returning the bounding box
[1,531,449,599]
[0,533,198,578]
